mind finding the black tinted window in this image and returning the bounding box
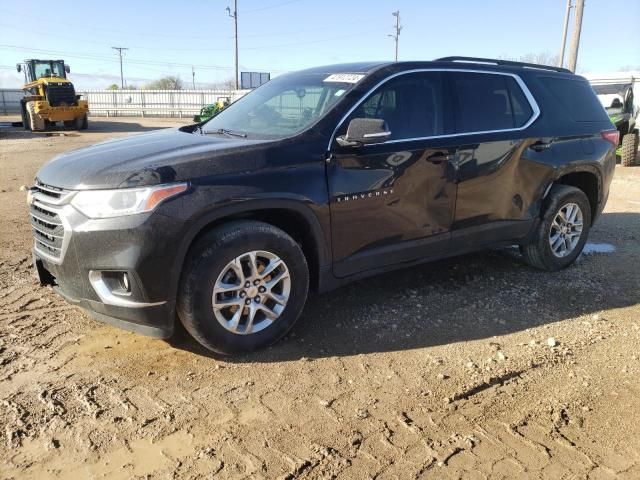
[540,77,610,122]
[350,72,448,140]
[451,72,533,133]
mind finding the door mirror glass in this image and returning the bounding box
[337,118,391,146]
[16,64,21,73]
[65,64,71,74]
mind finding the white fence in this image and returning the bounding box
[0,88,249,117]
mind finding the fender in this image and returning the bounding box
[549,162,603,201]
[167,197,331,304]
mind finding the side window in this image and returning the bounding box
[349,72,447,140]
[451,72,533,133]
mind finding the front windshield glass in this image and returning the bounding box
[33,61,65,79]
[593,83,630,113]
[202,72,360,138]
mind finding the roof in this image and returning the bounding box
[294,57,574,78]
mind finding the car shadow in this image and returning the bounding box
[166,211,639,362]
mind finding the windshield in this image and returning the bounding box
[202,72,361,138]
[592,83,630,113]
[32,61,66,79]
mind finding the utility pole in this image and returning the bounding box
[566,0,585,73]
[226,0,239,89]
[111,47,129,89]
[192,66,196,89]
[558,0,573,67]
[388,11,401,62]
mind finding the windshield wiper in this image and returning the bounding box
[207,128,247,138]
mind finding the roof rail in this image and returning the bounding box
[435,56,573,74]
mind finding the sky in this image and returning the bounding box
[1,0,638,89]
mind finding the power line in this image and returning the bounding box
[111,47,128,88]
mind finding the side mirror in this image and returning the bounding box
[610,98,623,108]
[336,118,391,147]
[16,64,21,73]
[65,64,71,74]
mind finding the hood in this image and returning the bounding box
[36,128,271,190]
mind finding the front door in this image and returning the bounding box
[327,71,458,278]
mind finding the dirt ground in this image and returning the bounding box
[1,116,639,479]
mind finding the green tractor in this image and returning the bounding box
[193,97,230,123]
[591,78,638,166]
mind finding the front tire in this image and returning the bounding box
[26,101,45,132]
[521,185,591,271]
[620,131,638,166]
[177,221,309,355]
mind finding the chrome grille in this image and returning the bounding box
[30,181,70,262]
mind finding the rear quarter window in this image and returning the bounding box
[539,76,609,122]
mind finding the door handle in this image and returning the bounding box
[529,140,552,152]
[426,152,453,164]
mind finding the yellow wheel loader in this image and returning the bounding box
[17,59,89,131]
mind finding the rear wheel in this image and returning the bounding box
[521,185,591,271]
[74,114,88,130]
[620,131,638,166]
[26,101,45,132]
[177,221,309,355]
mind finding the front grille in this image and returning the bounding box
[45,83,77,107]
[30,181,70,262]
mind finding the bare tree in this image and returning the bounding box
[500,52,560,67]
[143,76,183,90]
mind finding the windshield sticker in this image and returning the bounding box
[324,73,365,84]
[334,89,346,97]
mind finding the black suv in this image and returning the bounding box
[30,57,617,354]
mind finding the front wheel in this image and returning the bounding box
[177,221,309,355]
[521,185,591,271]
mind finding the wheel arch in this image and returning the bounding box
[551,167,601,221]
[169,199,330,304]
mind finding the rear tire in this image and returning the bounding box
[620,131,638,167]
[74,114,88,130]
[26,101,45,132]
[177,221,309,355]
[521,185,591,271]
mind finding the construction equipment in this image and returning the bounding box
[193,97,230,123]
[16,59,89,131]
[591,77,639,166]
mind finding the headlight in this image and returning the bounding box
[71,183,188,218]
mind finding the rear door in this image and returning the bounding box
[327,71,458,277]
[447,71,550,247]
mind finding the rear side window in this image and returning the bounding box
[451,72,534,133]
[540,77,609,122]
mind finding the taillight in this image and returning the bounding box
[601,130,620,147]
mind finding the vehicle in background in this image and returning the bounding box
[193,97,231,123]
[591,77,638,166]
[30,57,617,355]
[17,59,89,132]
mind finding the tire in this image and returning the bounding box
[177,220,309,355]
[521,184,591,271]
[20,101,30,131]
[620,131,638,167]
[26,101,45,132]
[63,120,74,128]
[73,114,88,130]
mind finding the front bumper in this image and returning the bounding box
[30,195,184,339]
[34,100,89,122]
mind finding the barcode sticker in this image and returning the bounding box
[324,73,365,83]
